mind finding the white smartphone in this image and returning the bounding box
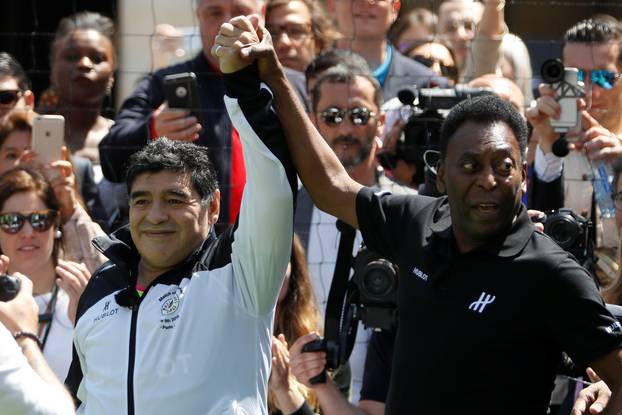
[31,115,65,165]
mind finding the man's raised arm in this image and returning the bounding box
[213,15,362,228]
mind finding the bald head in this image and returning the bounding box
[195,0,264,65]
[468,74,525,115]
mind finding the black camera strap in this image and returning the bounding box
[324,220,356,364]
[37,283,59,351]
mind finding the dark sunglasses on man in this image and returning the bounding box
[317,107,376,126]
[0,90,23,106]
[0,210,57,235]
[411,55,458,80]
[578,69,621,90]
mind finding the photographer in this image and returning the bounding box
[295,61,415,401]
[527,17,622,249]
[223,19,622,412]
[0,261,74,415]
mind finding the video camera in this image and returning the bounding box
[533,208,595,267]
[301,222,399,384]
[0,274,20,302]
[377,86,493,196]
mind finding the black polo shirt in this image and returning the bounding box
[356,187,622,415]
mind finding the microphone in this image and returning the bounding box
[551,134,570,158]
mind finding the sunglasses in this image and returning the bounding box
[0,90,22,106]
[577,69,621,90]
[412,55,458,80]
[0,210,57,235]
[317,107,376,126]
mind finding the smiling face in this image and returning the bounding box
[51,29,114,107]
[333,0,398,42]
[129,170,218,276]
[563,41,622,133]
[0,190,56,276]
[437,120,526,252]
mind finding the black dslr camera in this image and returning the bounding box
[0,274,20,302]
[301,222,399,384]
[535,208,594,266]
[378,86,493,196]
[351,248,399,330]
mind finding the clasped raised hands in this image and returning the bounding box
[211,14,279,79]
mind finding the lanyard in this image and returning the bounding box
[37,283,59,351]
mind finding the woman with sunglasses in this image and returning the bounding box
[408,41,459,85]
[0,167,104,381]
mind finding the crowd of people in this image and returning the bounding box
[1,0,622,414]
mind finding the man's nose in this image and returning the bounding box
[337,116,356,134]
[145,201,168,223]
[477,166,498,190]
[275,31,293,48]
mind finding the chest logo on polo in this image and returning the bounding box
[468,292,496,314]
[412,266,428,282]
[161,294,180,315]
[159,289,182,330]
[93,299,119,322]
[605,321,622,334]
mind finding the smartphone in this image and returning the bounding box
[31,115,65,165]
[164,72,201,124]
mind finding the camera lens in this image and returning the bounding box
[541,59,565,83]
[546,217,578,249]
[0,275,20,302]
[362,261,396,299]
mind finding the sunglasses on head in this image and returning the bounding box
[0,90,22,106]
[0,210,57,235]
[317,107,376,126]
[577,69,621,90]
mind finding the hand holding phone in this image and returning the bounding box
[152,103,202,141]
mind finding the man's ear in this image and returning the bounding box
[208,189,221,225]
[521,160,527,194]
[392,0,401,18]
[436,159,446,194]
[376,111,386,140]
[23,90,35,109]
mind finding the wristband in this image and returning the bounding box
[14,331,43,349]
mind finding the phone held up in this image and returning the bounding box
[164,72,201,124]
[31,114,65,165]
